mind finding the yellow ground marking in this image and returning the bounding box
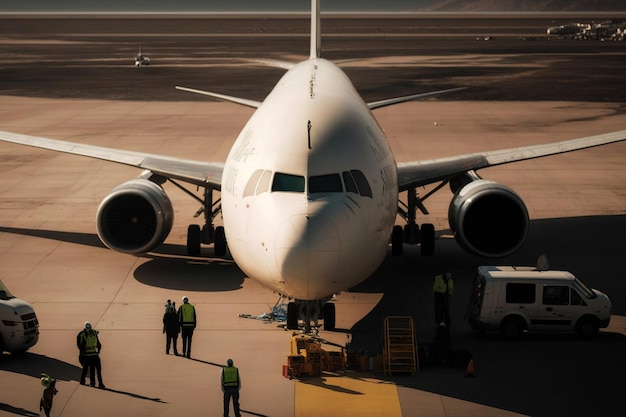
[295,372,402,417]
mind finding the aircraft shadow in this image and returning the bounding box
[346,214,626,417]
[386,331,626,417]
[0,226,105,249]
[0,351,81,381]
[133,256,246,291]
[0,226,210,256]
[0,225,247,292]
[1,354,167,405]
[0,403,39,417]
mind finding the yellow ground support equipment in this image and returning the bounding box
[284,334,346,379]
[383,316,418,375]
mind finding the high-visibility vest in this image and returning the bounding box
[223,366,239,387]
[433,275,453,295]
[179,303,195,326]
[81,331,99,356]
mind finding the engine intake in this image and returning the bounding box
[448,179,528,258]
[96,179,174,254]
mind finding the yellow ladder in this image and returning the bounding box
[383,316,418,375]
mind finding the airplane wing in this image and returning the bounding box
[0,130,224,189]
[368,87,466,110]
[176,86,262,109]
[397,129,626,191]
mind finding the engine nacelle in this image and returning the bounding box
[448,179,528,258]
[96,179,174,254]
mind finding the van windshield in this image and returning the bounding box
[573,278,596,299]
[0,280,16,300]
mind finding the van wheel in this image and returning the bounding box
[499,317,524,340]
[577,317,598,339]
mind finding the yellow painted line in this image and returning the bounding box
[295,373,402,417]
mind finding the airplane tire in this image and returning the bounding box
[187,224,201,256]
[391,225,403,256]
[214,226,226,257]
[287,302,299,330]
[404,223,420,244]
[323,302,336,331]
[420,223,435,256]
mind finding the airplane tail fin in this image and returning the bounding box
[310,0,321,58]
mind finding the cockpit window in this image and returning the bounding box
[243,169,264,198]
[348,170,372,198]
[272,172,305,192]
[257,170,272,194]
[243,169,273,197]
[342,171,359,194]
[309,174,343,193]
[248,169,370,197]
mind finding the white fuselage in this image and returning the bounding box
[221,58,398,300]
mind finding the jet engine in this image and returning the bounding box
[448,179,528,258]
[96,179,174,254]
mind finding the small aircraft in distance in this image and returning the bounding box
[135,45,150,66]
[1,0,625,332]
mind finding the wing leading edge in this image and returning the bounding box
[397,129,626,191]
[0,130,224,189]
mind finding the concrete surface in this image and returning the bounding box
[1,96,625,417]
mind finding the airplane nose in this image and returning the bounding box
[275,214,340,286]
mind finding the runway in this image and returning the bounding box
[1,15,626,417]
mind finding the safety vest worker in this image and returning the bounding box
[77,323,101,357]
[222,358,242,417]
[178,298,196,327]
[222,365,240,388]
[82,331,99,355]
[433,273,454,295]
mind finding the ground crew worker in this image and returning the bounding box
[76,321,105,388]
[39,373,58,417]
[163,299,180,355]
[178,296,196,358]
[433,272,453,327]
[221,358,241,417]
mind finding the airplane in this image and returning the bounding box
[1,0,625,332]
[135,44,150,66]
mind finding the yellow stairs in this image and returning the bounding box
[383,316,418,375]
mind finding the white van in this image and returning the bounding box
[0,279,39,354]
[466,266,611,339]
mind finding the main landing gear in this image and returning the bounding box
[394,185,445,256]
[167,181,225,256]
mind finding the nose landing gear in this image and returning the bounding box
[286,298,336,334]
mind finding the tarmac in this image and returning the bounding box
[1,96,625,417]
[1,15,626,417]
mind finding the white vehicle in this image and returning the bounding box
[467,266,611,339]
[0,0,625,331]
[0,279,39,353]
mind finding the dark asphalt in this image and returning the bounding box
[1,16,625,102]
